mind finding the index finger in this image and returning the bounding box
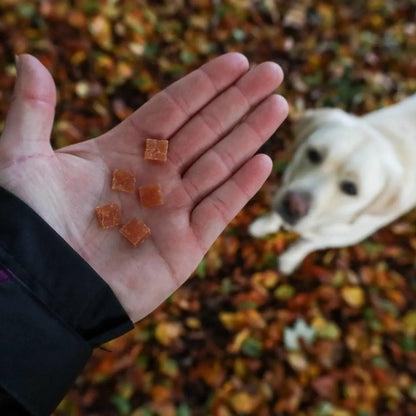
[108,53,249,142]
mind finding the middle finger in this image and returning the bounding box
[168,61,284,173]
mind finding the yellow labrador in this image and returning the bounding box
[249,95,416,274]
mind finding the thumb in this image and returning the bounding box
[1,54,56,154]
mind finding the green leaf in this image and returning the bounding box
[132,408,154,416]
[371,356,388,368]
[135,327,153,342]
[196,259,206,278]
[379,299,398,317]
[111,394,132,416]
[408,383,416,400]
[221,277,234,294]
[273,159,288,174]
[82,0,101,14]
[304,72,323,86]
[363,307,375,320]
[176,403,192,416]
[237,300,258,310]
[317,401,333,416]
[160,356,179,377]
[144,42,159,58]
[316,322,340,340]
[180,50,197,64]
[136,353,149,368]
[361,241,384,254]
[166,65,185,76]
[331,270,346,287]
[232,28,246,42]
[241,337,262,358]
[274,284,295,300]
[263,252,277,269]
[401,336,416,351]
[16,3,36,18]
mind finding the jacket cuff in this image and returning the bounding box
[0,186,134,345]
[0,187,134,415]
[0,274,91,416]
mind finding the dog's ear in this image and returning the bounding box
[365,174,402,217]
[350,158,403,224]
[292,108,350,145]
[366,153,404,217]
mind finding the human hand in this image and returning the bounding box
[0,54,287,322]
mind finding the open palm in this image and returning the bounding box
[0,54,287,322]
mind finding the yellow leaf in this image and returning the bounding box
[89,15,113,49]
[229,391,260,414]
[403,311,416,334]
[220,309,265,331]
[155,322,183,346]
[287,351,309,372]
[253,270,279,288]
[342,286,365,308]
[229,328,250,353]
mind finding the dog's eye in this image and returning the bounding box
[307,148,323,164]
[340,180,358,196]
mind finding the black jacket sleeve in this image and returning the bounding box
[0,187,134,416]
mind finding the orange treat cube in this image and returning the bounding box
[139,183,164,208]
[112,169,136,193]
[95,203,122,229]
[144,138,168,162]
[120,218,151,247]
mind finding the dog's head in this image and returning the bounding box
[275,108,403,234]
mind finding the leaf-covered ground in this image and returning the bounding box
[1,1,416,415]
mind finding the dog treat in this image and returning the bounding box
[144,138,168,162]
[120,218,151,246]
[111,169,136,193]
[139,183,164,208]
[95,203,122,229]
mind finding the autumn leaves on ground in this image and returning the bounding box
[1,1,416,415]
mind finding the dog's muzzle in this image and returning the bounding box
[277,190,312,226]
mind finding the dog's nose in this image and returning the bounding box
[278,190,311,225]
